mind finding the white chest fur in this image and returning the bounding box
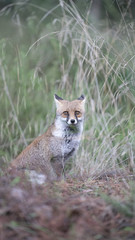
[52,118,83,160]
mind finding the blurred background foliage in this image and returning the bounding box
[0,0,135,176]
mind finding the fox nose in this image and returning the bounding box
[70,119,75,124]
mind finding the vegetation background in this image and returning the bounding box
[0,0,135,178]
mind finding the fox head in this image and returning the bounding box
[54,94,85,126]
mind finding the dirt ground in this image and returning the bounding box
[0,172,135,240]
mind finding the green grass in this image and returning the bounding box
[0,1,135,177]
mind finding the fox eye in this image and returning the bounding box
[75,111,81,115]
[62,111,69,118]
[63,111,68,115]
[75,111,81,117]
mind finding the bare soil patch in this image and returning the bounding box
[0,172,135,240]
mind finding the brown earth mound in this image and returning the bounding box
[0,172,135,240]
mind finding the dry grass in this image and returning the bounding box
[0,1,135,179]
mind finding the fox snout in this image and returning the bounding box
[68,118,77,125]
[61,111,80,125]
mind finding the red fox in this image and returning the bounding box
[10,94,85,181]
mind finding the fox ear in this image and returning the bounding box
[78,94,85,110]
[54,94,63,109]
[77,94,85,100]
[54,94,63,101]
